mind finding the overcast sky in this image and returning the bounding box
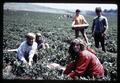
[31,3,117,11]
[4,3,117,11]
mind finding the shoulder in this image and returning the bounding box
[87,48,96,55]
[101,15,107,20]
[93,16,98,20]
[72,15,76,19]
[85,49,96,56]
[79,15,84,17]
[17,41,26,50]
[19,41,26,46]
[79,15,84,18]
[80,50,92,57]
[79,50,92,61]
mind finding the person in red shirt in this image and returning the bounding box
[64,38,104,79]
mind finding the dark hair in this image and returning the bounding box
[76,9,80,12]
[68,42,79,61]
[95,7,102,12]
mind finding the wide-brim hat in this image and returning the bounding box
[26,32,36,39]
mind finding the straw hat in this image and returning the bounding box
[26,32,36,39]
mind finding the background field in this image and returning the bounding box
[3,10,117,80]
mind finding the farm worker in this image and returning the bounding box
[72,9,90,45]
[64,38,104,79]
[17,32,38,66]
[92,7,108,52]
[35,32,49,50]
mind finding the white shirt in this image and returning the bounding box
[17,41,38,61]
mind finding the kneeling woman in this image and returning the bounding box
[64,38,104,79]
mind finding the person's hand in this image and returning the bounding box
[68,72,76,79]
[43,45,46,49]
[28,61,32,66]
[28,58,33,66]
[22,59,27,64]
[45,43,50,49]
[102,32,106,37]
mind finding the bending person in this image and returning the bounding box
[17,32,38,66]
[64,38,104,79]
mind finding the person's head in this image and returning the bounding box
[69,38,86,54]
[36,33,42,41]
[68,38,87,60]
[75,9,80,16]
[25,32,36,46]
[95,7,102,16]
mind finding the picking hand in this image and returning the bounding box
[101,32,106,37]
[22,59,27,64]
[28,61,32,66]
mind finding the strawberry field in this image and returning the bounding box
[3,10,117,80]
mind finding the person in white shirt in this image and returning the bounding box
[17,33,38,66]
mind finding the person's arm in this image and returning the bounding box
[72,16,75,27]
[28,42,38,66]
[82,15,89,25]
[92,19,95,36]
[38,39,48,49]
[17,42,27,63]
[45,43,50,49]
[87,48,96,55]
[102,17,108,35]
[68,52,91,79]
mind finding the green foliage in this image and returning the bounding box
[3,10,117,80]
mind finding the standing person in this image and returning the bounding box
[92,7,108,52]
[64,38,104,79]
[17,33,38,66]
[72,9,89,45]
[36,33,49,50]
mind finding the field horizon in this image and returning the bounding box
[3,10,117,80]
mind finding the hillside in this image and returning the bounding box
[4,3,72,14]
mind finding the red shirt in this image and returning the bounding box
[64,49,104,79]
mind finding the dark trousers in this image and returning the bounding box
[94,32,106,52]
[74,28,85,38]
[25,54,37,63]
[17,53,38,63]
